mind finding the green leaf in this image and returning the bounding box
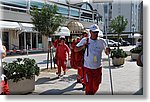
[30,3,66,36]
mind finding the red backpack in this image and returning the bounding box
[74,38,89,69]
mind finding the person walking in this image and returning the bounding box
[0,38,10,95]
[55,36,70,76]
[73,31,88,87]
[74,24,110,95]
[136,38,142,47]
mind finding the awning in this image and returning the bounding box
[19,23,38,33]
[0,21,21,30]
[67,21,84,34]
[54,27,70,36]
[128,33,142,38]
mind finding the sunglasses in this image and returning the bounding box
[92,31,99,34]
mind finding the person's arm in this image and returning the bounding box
[102,39,110,55]
[74,44,86,52]
[65,44,71,59]
[55,46,58,59]
[2,45,6,58]
[74,38,88,52]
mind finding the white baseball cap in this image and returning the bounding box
[89,24,100,32]
[59,36,65,39]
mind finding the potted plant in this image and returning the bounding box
[111,48,128,66]
[109,15,128,66]
[3,58,40,94]
[130,46,143,60]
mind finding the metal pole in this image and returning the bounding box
[27,45,29,55]
[104,3,114,95]
[47,43,50,69]
[50,41,53,69]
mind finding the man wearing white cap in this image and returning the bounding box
[75,24,110,95]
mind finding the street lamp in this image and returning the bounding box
[132,24,135,45]
[96,13,100,25]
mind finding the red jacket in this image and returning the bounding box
[56,43,70,60]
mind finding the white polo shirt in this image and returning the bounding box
[76,37,106,69]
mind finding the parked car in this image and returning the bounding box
[109,40,121,47]
[105,39,121,47]
[119,39,130,46]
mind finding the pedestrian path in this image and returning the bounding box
[31,55,143,95]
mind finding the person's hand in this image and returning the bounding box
[105,47,111,55]
[68,55,71,60]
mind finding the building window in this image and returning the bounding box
[2,32,9,50]
[81,3,92,11]
[30,0,44,9]
[57,6,68,15]
[70,8,79,17]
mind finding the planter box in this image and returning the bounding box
[8,76,35,95]
[112,57,125,66]
[131,53,139,60]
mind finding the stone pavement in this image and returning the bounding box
[30,46,143,95]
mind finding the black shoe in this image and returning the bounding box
[82,83,85,90]
[76,78,82,83]
[56,72,61,76]
[63,71,66,75]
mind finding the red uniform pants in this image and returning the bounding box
[1,80,10,95]
[84,67,102,95]
[77,67,84,83]
[57,59,67,74]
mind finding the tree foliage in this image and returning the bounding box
[109,15,128,34]
[30,4,66,36]
[109,15,128,50]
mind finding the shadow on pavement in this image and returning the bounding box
[126,59,137,62]
[39,82,84,95]
[37,60,50,64]
[35,77,59,85]
[38,74,84,95]
[59,74,77,82]
[102,65,124,69]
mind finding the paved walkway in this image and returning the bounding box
[4,46,142,95]
[31,47,143,95]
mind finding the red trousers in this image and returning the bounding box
[84,67,102,95]
[77,67,84,83]
[57,59,67,73]
[1,80,10,95]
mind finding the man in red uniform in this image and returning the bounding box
[74,31,88,83]
[75,24,110,95]
[55,36,70,76]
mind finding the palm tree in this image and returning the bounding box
[30,3,66,69]
[109,15,128,49]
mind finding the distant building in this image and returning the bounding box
[0,0,102,52]
[90,0,143,39]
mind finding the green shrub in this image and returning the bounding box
[111,48,128,58]
[130,46,143,53]
[3,58,40,82]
